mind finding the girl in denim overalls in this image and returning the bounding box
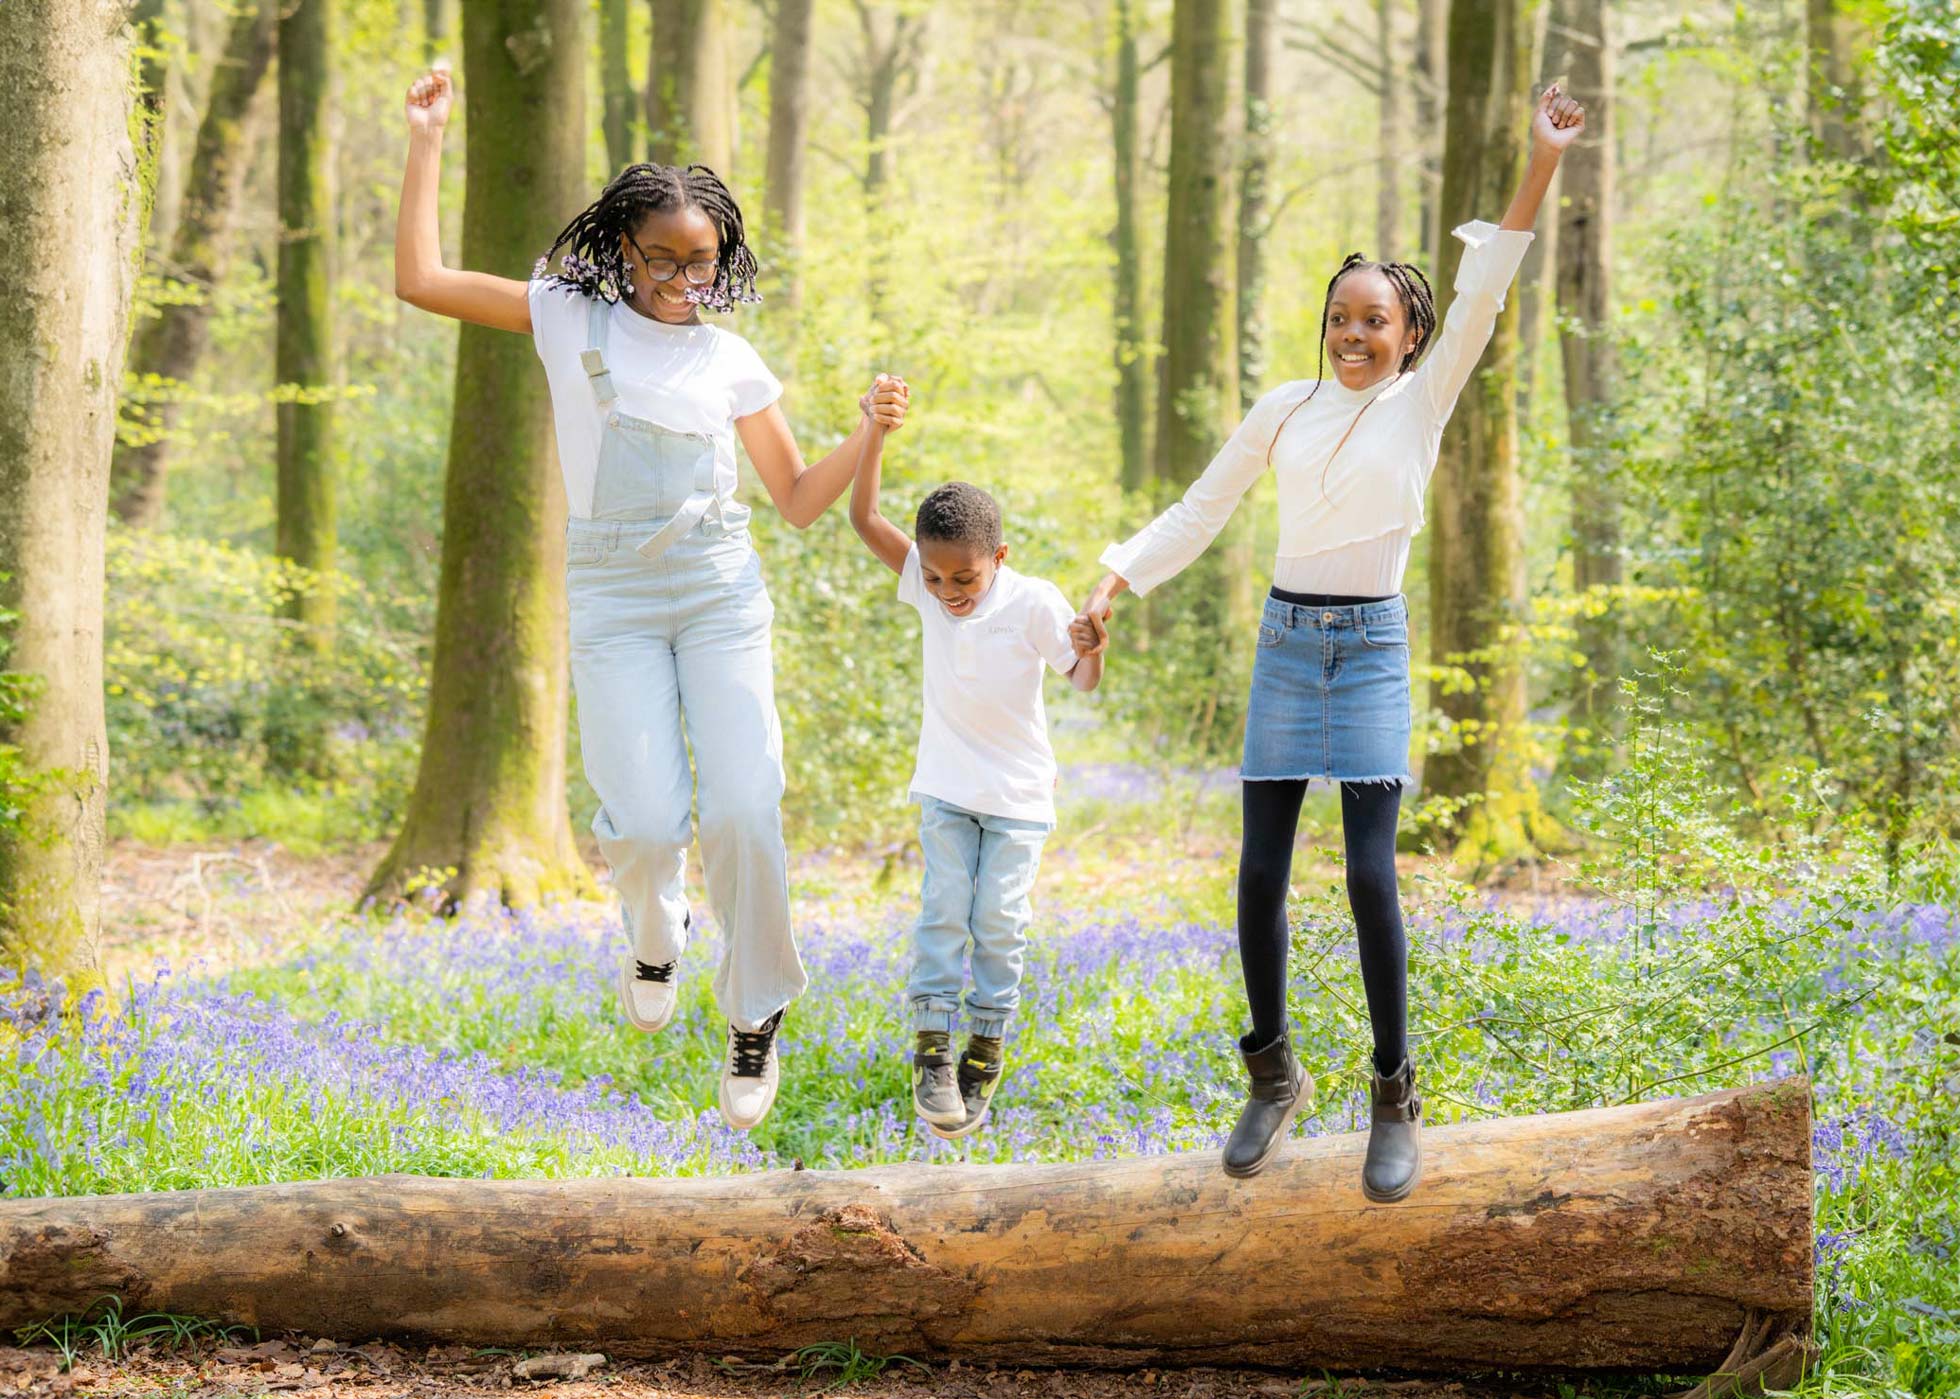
[397,65,908,1130]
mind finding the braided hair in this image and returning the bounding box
[1268,254,1439,481]
[533,163,761,313]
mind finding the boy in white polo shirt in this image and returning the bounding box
[848,403,1104,1138]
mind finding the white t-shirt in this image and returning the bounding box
[1101,220,1534,598]
[528,280,783,520]
[898,545,1081,825]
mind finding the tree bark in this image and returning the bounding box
[275,0,337,637]
[1414,0,1446,267]
[113,0,277,529]
[0,0,148,980]
[1422,0,1550,860]
[763,0,813,306]
[363,0,591,911]
[1375,0,1400,261]
[1805,0,1864,162]
[646,0,735,175]
[1551,0,1619,765]
[0,1083,1813,1372]
[1153,0,1238,637]
[1237,0,1274,412]
[856,3,923,197]
[1110,0,1147,493]
[601,0,637,174]
[423,0,447,61]
[1154,0,1233,491]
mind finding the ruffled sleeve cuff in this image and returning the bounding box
[1099,538,1165,598]
[1450,219,1534,303]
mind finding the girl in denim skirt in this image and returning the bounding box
[1080,85,1586,1198]
[395,64,907,1132]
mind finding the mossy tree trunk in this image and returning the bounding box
[601,0,637,174]
[113,0,276,528]
[646,0,734,174]
[1551,0,1620,772]
[0,0,148,982]
[763,0,813,309]
[1152,0,1238,636]
[1236,0,1274,414]
[363,0,592,911]
[1109,0,1147,494]
[1806,0,1866,162]
[275,0,337,638]
[1413,0,1446,267]
[1423,0,1554,862]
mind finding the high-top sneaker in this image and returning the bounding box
[1362,1058,1422,1202]
[617,912,686,1033]
[930,1034,1004,1140]
[1221,1029,1306,1178]
[616,957,678,1033]
[912,1031,964,1127]
[718,1008,784,1131]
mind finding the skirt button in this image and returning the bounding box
[1322,611,1333,624]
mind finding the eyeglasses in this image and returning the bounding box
[626,233,718,286]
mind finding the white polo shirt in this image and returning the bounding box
[898,544,1081,825]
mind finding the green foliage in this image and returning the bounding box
[1612,28,1960,874]
[13,1295,252,1372]
[716,1339,930,1394]
[103,528,428,841]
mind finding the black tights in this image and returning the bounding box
[1237,780,1407,1076]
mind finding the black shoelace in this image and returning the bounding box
[728,1011,782,1078]
[634,960,675,984]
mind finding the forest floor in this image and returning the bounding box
[3,1336,1570,1399]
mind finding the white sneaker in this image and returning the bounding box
[616,956,678,1033]
[718,1009,784,1131]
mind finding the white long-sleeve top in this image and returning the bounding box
[1102,220,1534,598]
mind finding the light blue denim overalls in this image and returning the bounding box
[563,298,805,1032]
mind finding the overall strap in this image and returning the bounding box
[579,297,617,409]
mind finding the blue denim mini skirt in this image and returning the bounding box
[1242,592,1413,785]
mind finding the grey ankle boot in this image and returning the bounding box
[1222,1030,1306,1179]
[1362,1058,1422,1202]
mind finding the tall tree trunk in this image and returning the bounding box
[133,0,169,213]
[646,0,734,174]
[1551,0,1619,768]
[857,4,921,197]
[0,0,148,981]
[763,0,813,307]
[1375,0,1400,260]
[1414,0,1446,268]
[1111,0,1147,492]
[1152,0,1237,637]
[275,0,336,636]
[1237,0,1274,412]
[601,0,637,174]
[364,0,592,910]
[423,0,447,61]
[1515,192,1552,404]
[113,0,277,528]
[1806,0,1864,162]
[1423,0,1549,861]
[1154,0,1233,491]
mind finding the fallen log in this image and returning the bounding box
[0,1080,1811,1373]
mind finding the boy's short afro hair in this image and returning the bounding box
[915,482,1002,553]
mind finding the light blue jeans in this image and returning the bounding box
[908,794,1050,1037]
